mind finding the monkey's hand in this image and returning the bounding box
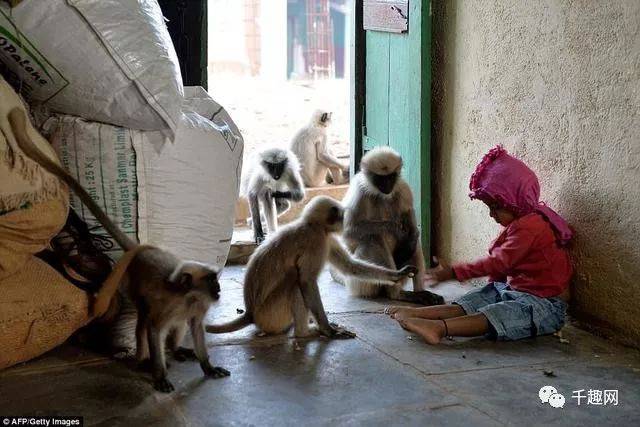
[397,265,419,279]
[324,322,357,339]
[274,190,304,202]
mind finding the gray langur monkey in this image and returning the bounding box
[333,146,445,306]
[8,108,229,393]
[290,110,349,187]
[206,196,417,338]
[241,147,305,244]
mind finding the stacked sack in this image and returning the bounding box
[0,76,89,370]
[43,88,243,267]
[0,0,183,137]
[0,0,243,368]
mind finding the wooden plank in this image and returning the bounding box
[363,0,409,33]
[234,185,349,225]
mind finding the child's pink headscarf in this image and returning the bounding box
[469,146,573,245]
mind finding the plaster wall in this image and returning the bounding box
[432,1,640,345]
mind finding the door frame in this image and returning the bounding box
[350,0,432,261]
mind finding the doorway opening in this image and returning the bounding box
[208,0,354,257]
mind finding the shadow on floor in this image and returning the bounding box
[1,267,638,426]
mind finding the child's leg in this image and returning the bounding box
[384,304,465,321]
[398,313,490,345]
[386,282,502,321]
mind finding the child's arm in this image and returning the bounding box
[452,227,536,282]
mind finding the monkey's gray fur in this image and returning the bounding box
[332,146,444,306]
[206,196,416,338]
[8,108,230,393]
[241,147,305,244]
[290,110,349,187]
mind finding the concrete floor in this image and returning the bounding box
[1,267,639,426]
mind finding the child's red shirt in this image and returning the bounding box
[452,213,572,298]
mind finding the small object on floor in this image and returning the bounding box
[294,342,302,351]
[236,308,245,314]
[249,356,256,361]
[559,338,570,344]
[462,353,466,359]
[543,370,556,377]
[257,332,267,337]
[407,336,414,341]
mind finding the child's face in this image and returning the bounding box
[485,201,516,226]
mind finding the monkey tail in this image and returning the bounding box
[91,245,154,318]
[205,314,252,334]
[7,108,136,252]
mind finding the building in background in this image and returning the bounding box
[208,0,350,80]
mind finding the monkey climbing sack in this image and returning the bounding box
[134,87,244,270]
[0,0,183,138]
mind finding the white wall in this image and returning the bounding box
[432,0,640,345]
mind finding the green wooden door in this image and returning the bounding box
[360,0,432,258]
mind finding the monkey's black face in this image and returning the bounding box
[367,171,398,195]
[203,272,221,300]
[263,159,287,181]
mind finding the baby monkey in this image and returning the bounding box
[8,108,229,393]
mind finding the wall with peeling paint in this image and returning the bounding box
[431,1,640,345]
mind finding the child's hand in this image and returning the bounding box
[423,257,454,287]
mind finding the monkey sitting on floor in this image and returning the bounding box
[8,108,229,393]
[242,147,305,244]
[332,146,445,306]
[206,196,417,338]
[290,110,349,187]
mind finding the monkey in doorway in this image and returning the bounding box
[242,147,305,244]
[8,108,229,393]
[206,196,417,338]
[333,146,445,306]
[290,110,349,187]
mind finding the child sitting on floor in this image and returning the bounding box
[385,146,573,344]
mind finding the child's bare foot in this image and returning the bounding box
[383,305,417,321]
[397,318,446,345]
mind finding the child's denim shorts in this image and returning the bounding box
[453,282,567,341]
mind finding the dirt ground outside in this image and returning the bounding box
[207,76,351,163]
